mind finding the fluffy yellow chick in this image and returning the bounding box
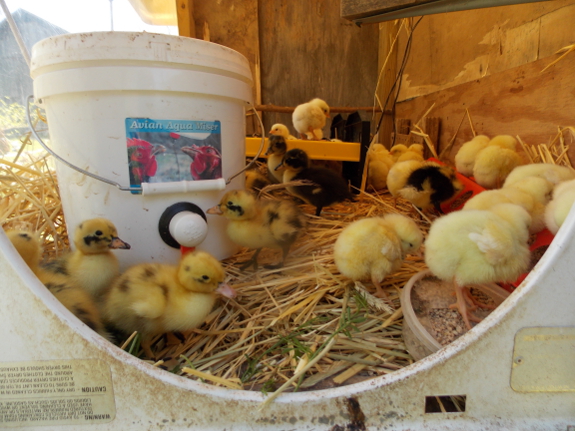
[6,230,108,337]
[397,144,424,162]
[367,144,394,190]
[269,123,296,140]
[454,135,490,177]
[43,218,130,299]
[389,144,408,162]
[102,250,234,357]
[503,163,575,188]
[425,203,531,329]
[207,190,306,270]
[386,160,426,198]
[265,134,288,183]
[292,98,330,140]
[503,175,554,206]
[334,214,423,299]
[473,145,523,189]
[463,187,546,233]
[545,179,575,234]
[487,134,518,150]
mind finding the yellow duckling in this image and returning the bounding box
[102,250,235,357]
[43,218,130,299]
[6,230,108,338]
[207,189,306,270]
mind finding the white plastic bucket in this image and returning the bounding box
[30,32,253,268]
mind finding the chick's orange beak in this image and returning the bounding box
[216,282,236,299]
[206,205,223,215]
[109,237,131,250]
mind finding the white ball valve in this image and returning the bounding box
[158,202,208,249]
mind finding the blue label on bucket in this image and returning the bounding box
[125,118,222,192]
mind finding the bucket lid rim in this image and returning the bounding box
[30,31,252,81]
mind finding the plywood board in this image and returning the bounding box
[395,50,575,164]
[396,0,575,101]
[258,0,379,137]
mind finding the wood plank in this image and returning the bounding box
[176,0,196,38]
[340,0,431,20]
[258,0,379,138]
[245,138,361,162]
[396,0,575,101]
[395,50,575,164]
[376,20,400,149]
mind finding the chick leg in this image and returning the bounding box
[299,133,308,140]
[308,127,321,141]
[371,276,390,301]
[239,248,262,271]
[264,245,290,269]
[454,281,472,330]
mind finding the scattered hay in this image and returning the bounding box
[140,190,432,395]
[0,148,68,258]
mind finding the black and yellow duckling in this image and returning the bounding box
[6,230,109,338]
[102,250,235,358]
[276,148,355,216]
[207,189,306,270]
[43,218,130,299]
[265,134,289,183]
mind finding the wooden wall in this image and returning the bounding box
[182,0,380,137]
[393,0,575,162]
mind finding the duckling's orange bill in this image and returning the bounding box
[206,205,223,215]
[216,282,236,299]
[109,237,131,249]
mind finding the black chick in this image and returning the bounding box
[398,163,463,213]
[277,148,355,216]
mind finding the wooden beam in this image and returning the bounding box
[176,0,195,38]
[245,138,361,162]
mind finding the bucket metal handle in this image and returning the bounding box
[26,96,266,194]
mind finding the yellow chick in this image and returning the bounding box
[265,134,288,183]
[394,162,462,212]
[545,179,575,234]
[6,230,108,338]
[206,190,306,270]
[503,175,555,206]
[472,145,523,189]
[425,203,531,329]
[386,159,426,198]
[269,123,296,140]
[102,250,234,357]
[454,135,490,177]
[367,144,394,190]
[334,214,423,299]
[43,218,130,299]
[292,98,330,140]
[462,187,546,234]
[487,134,518,150]
[389,144,408,162]
[397,144,424,163]
[503,163,575,188]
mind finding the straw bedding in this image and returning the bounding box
[1,126,573,397]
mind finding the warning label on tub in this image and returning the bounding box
[125,118,223,191]
[0,359,115,427]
